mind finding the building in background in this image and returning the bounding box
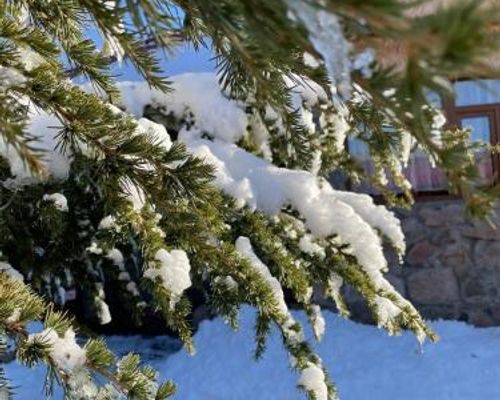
[342,82,500,325]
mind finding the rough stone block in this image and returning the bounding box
[462,219,500,240]
[419,208,446,227]
[407,268,460,304]
[474,241,500,268]
[406,240,438,266]
[386,274,406,296]
[401,217,429,245]
[463,305,496,327]
[416,304,459,321]
[462,269,498,303]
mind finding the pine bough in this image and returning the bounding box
[1,1,499,399]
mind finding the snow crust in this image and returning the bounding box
[7,307,500,400]
[147,309,500,400]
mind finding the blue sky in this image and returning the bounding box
[112,44,214,80]
[85,20,214,81]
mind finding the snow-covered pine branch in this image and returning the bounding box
[0,0,498,398]
[0,270,175,399]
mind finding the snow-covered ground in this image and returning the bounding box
[5,307,500,399]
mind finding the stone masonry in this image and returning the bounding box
[342,199,500,326]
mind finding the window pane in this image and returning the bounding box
[347,138,448,193]
[455,79,500,106]
[347,115,495,193]
[425,90,443,108]
[347,138,376,193]
[460,116,494,182]
[461,116,490,143]
[405,150,447,191]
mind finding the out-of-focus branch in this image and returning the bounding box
[65,29,187,78]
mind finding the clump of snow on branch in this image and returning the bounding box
[94,283,112,325]
[181,133,402,285]
[287,1,351,99]
[0,107,71,185]
[137,117,172,151]
[309,304,326,341]
[98,215,119,231]
[283,74,328,108]
[235,236,330,395]
[297,362,329,400]
[23,71,343,187]
[86,242,103,255]
[28,328,86,373]
[352,49,375,79]
[374,295,401,331]
[235,236,307,343]
[236,236,290,317]
[321,99,350,154]
[119,117,173,210]
[114,73,349,176]
[104,247,142,299]
[330,191,405,255]
[26,327,100,397]
[0,259,24,281]
[117,73,248,144]
[143,249,192,306]
[325,272,344,304]
[42,193,69,212]
[0,101,171,189]
[106,248,124,268]
[299,234,326,259]
[214,275,239,291]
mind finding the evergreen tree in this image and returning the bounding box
[0,0,499,399]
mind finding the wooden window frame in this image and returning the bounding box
[399,87,500,202]
[443,97,500,184]
[402,99,500,202]
[348,80,500,202]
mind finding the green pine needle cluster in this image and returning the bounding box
[0,1,499,399]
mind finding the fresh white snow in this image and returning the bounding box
[27,328,86,373]
[0,260,24,281]
[117,73,249,144]
[143,249,192,306]
[5,307,500,400]
[42,193,69,212]
[181,134,403,284]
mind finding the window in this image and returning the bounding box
[443,79,500,185]
[349,79,500,195]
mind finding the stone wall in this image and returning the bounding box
[343,199,500,326]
